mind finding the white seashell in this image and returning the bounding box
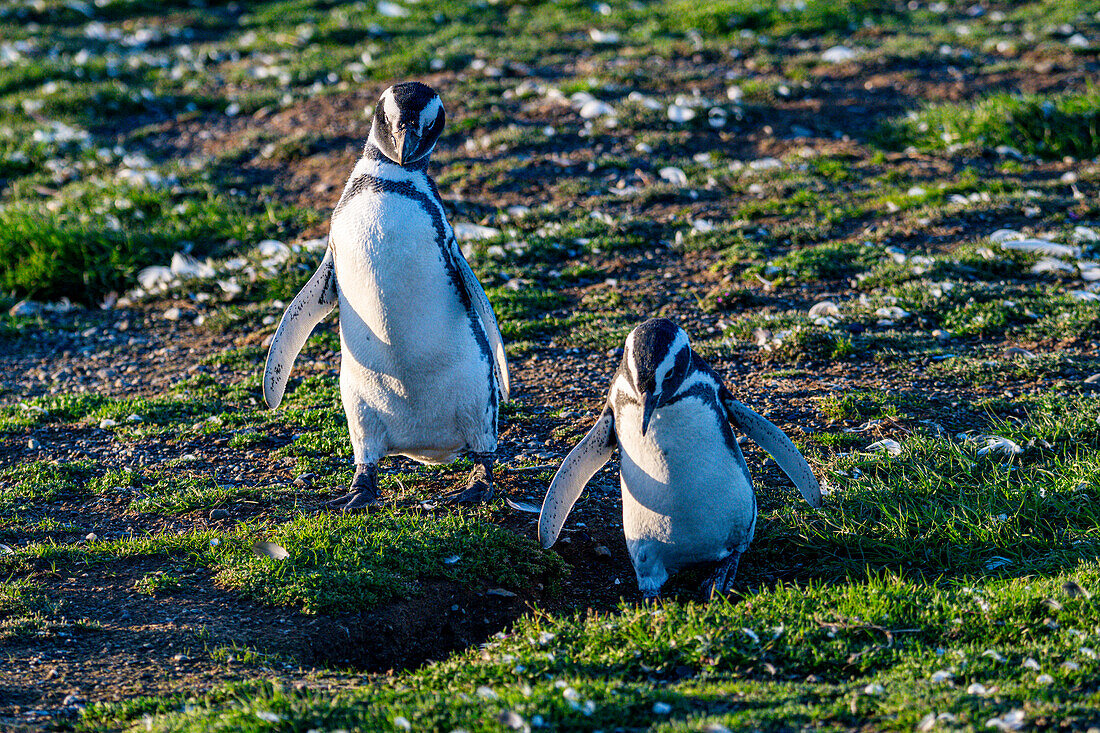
[626,91,662,110]
[976,436,1023,457]
[658,167,688,186]
[749,157,782,171]
[1080,264,1100,281]
[667,104,696,123]
[1031,257,1075,274]
[989,228,1024,243]
[257,239,290,260]
[170,252,215,279]
[452,223,501,241]
[866,439,902,455]
[986,710,1026,731]
[821,45,857,63]
[875,306,910,319]
[376,1,409,17]
[1000,238,1079,258]
[1073,226,1099,242]
[579,99,614,119]
[588,29,620,44]
[808,301,840,318]
[137,265,173,290]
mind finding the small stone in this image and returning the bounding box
[27,438,41,450]
[486,588,517,597]
[163,307,182,321]
[293,473,315,488]
[594,545,612,559]
[210,508,229,520]
[85,533,98,542]
[652,701,672,714]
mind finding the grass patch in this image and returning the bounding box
[5,510,565,615]
[879,91,1100,159]
[83,562,1100,731]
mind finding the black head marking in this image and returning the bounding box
[620,318,692,397]
[368,81,446,168]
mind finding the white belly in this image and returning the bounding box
[618,398,756,574]
[332,185,493,461]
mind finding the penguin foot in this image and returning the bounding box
[442,454,495,504]
[326,463,380,513]
[701,551,742,601]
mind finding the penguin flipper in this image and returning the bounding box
[455,253,511,402]
[720,391,822,508]
[538,406,616,548]
[262,249,338,409]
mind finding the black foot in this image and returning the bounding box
[701,551,742,601]
[326,463,380,513]
[441,453,495,504]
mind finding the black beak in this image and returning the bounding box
[641,392,659,436]
[395,128,420,166]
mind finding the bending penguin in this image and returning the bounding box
[263,82,510,510]
[538,318,820,598]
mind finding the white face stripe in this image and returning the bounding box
[623,330,639,391]
[652,329,690,397]
[381,89,401,128]
[418,96,442,134]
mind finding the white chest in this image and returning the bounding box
[616,397,756,562]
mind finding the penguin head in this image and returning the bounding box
[621,318,692,435]
[368,82,446,167]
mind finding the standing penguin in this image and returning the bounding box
[263,82,510,510]
[538,319,820,598]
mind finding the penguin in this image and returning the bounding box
[263,82,510,510]
[538,318,820,598]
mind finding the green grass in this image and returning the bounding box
[880,91,1100,160]
[749,240,881,284]
[0,460,95,514]
[0,186,315,303]
[4,510,565,615]
[80,565,1100,731]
